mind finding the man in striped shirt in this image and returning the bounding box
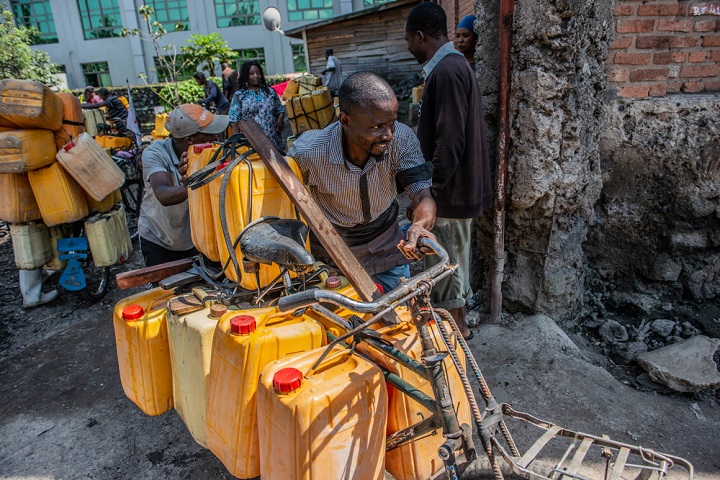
[288,72,436,292]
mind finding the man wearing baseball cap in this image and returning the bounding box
[138,104,229,266]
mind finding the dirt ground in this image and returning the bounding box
[1,225,719,479]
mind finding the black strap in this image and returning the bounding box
[62,119,85,126]
[359,172,371,224]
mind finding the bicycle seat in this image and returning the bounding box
[240,218,314,272]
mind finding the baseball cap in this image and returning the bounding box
[165,104,230,138]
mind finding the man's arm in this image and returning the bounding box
[400,188,436,256]
[429,63,470,197]
[146,150,189,206]
[321,56,337,75]
[201,82,219,106]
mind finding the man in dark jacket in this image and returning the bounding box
[193,71,230,115]
[405,2,492,340]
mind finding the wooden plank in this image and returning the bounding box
[608,448,630,480]
[563,437,594,476]
[237,119,382,302]
[115,258,195,290]
[518,425,561,468]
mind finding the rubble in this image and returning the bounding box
[636,336,720,393]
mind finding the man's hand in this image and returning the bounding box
[178,151,189,183]
[398,224,437,260]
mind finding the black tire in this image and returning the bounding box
[79,263,110,302]
[121,178,143,215]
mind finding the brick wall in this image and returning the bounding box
[607,1,720,98]
[439,0,475,37]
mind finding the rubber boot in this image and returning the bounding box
[20,268,59,308]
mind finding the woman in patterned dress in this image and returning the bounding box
[229,61,285,151]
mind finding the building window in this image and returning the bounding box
[363,0,393,8]
[10,0,58,44]
[287,0,333,21]
[77,0,123,40]
[292,44,306,73]
[144,0,190,31]
[82,62,112,87]
[233,48,266,73]
[214,0,260,27]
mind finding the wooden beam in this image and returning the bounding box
[237,119,382,302]
[115,258,195,290]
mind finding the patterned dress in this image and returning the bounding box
[228,87,285,151]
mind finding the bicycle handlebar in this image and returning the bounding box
[277,237,451,314]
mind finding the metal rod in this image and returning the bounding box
[491,0,516,323]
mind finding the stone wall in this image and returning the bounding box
[72,85,162,130]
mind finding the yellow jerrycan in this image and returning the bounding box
[0,79,64,130]
[372,318,472,480]
[56,132,125,202]
[204,307,325,479]
[166,299,227,448]
[257,345,388,480]
[209,152,305,289]
[84,203,132,267]
[0,129,57,174]
[28,161,89,227]
[86,189,121,214]
[112,287,176,416]
[54,92,85,150]
[0,173,41,223]
[10,221,53,270]
[186,143,222,262]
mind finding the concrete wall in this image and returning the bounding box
[473,0,719,324]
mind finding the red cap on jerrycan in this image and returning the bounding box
[273,368,303,393]
[122,305,144,321]
[63,142,75,151]
[230,315,256,335]
[325,276,341,289]
[192,143,213,153]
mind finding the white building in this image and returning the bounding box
[12,0,392,89]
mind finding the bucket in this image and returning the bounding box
[186,143,222,262]
[376,319,472,480]
[10,221,52,270]
[54,92,85,150]
[85,203,131,267]
[113,287,176,416]
[209,153,306,288]
[86,189,121,214]
[82,109,103,137]
[56,132,125,201]
[0,129,57,174]
[166,302,228,447]
[205,308,325,479]
[257,345,387,480]
[0,173,41,223]
[0,79,64,130]
[286,87,336,136]
[28,161,89,227]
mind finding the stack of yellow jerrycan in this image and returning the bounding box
[165,291,228,447]
[112,287,177,416]
[204,306,326,478]
[185,142,307,289]
[285,87,337,136]
[296,73,323,95]
[257,345,388,480]
[94,134,132,151]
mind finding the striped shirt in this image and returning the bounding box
[288,121,431,228]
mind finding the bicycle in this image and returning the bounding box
[55,221,110,302]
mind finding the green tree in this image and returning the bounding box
[121,4,188,108]
[0,4,61,86]
[180,33,237,76]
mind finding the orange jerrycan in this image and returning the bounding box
[113,287,176,416]
[209,153,305,288]
[0,79,64,130]
[28,161,89,227]
[257,346,388,480]
[374,318,472,480]
[54,92,85,150]
[0,129,57,174]
[166,300,227,447]
[205,308,325,479]
[186,143,221,262]
[0,173,41,223]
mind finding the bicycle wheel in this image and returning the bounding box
[121,178,143,215]
[79,261,110,301]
